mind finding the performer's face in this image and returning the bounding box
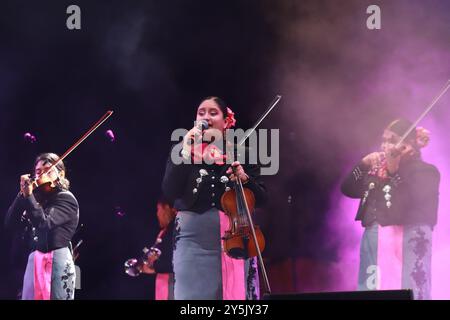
[196,99,227,133]
[34,161,61,185]
[381,129,400,153]
[381,129,413,154]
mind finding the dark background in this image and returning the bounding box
[1,0,449,299]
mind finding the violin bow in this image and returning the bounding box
[39,110,114,179]
[395,80,450,148]
[233,95,281,295]
[238,95,281,147]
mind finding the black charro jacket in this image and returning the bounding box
[152,221,174,274]
[5,189,79,253]
[341,156,440,228]
[162,143,267,213]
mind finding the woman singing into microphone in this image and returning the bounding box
[162,96,267,300]
[4,153,79,300]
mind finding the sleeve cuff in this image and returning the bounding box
[357,161,371,172]
[243,176,260,194]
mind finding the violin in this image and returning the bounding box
[30,166,61,195]
[20,166,61,201]
[220,172,265,259]
[374,79,450,174]
[219,95,282,295]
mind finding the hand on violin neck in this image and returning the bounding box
[20,174,33,197]
[226,161,249,184]
[361,152,385,169]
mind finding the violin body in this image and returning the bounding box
[33,180,55,194]
[220,188,265,259]
[222,225,265,259]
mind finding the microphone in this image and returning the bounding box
[195,120,209,131]
[190,120,209,144]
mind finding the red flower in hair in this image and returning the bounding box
[225,107,236,129]
[416,127,430,148]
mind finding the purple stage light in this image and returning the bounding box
[105,129,115,142]
[115,206,125,217]
[24,132,37,143]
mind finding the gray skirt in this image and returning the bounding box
[173,208,259,300]
[22,247,76,300]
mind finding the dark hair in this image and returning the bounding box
[200,96,228,119]
[34,153,70,190]
[386,118,416,143]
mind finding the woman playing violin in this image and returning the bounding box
[5,153,79,300]
[162,96,267,300]
[341,119,440,299]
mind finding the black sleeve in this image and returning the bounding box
[341,161,371,199]
[23,192,79,231]
[242,163,268,207]
[161,143,191,202]
[405,165,440,224]
[4,193,26,230]
[153,226,174,274]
